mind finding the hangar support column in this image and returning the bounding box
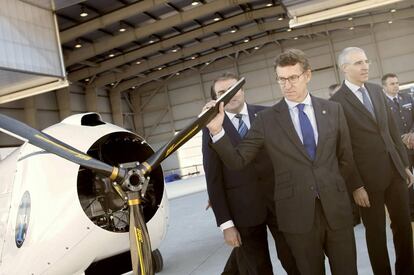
[56,87,72,120]
[131,93,144,136]
[24,97,37,128]
[85,87,98,113]
[110,90,123,127]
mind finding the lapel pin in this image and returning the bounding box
[322,110,326,115]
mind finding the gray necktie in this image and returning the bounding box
[358,87,376,119]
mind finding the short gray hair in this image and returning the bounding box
[337,47,366,67]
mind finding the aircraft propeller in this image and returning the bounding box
[0,77,245,275]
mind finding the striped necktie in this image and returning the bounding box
[235,114,248,138]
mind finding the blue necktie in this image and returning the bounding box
[297,104,316,160]
[358,87,376,119]
[235,114,248,138]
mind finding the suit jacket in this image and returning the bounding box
[386,92,414,155]
[202,104,274,228]
[211,96,354,234]
[331,82,409,192]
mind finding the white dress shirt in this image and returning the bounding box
[344,79,374,107]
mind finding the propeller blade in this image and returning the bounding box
[128,192,153,275]
[137,77,246,175]
[0,113,126,182]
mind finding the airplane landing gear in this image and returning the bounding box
[152,249,163,273]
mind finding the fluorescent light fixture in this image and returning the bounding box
[289,0,403,28]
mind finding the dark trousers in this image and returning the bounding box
[284,199,357,275]
[265,206,300,275]
[222,206,299,275]
[360,167,414,275]
[231,223,273,275]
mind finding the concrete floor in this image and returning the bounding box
[158,176,397,275]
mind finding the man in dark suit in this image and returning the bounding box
[330,47,414,275]
[382,72,414,221]
[203,72,298,275]
[204,49,357,275]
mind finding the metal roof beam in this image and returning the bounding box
[64,0,251,66]
[68,6,282,81]
[113,6,414,93]
[60,0,169,43]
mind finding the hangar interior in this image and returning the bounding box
[1,0,414,175]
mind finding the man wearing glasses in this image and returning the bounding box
[204,49,358,274]
[330,47,414,275]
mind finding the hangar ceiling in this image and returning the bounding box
[56,0,414,95]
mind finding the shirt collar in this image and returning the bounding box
[226,102,248,120]
[284,92,312,110]
[345,79,366,93]
[385,92,398,101]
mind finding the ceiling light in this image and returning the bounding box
[132,86,136,89]
[205,62,210,65]
[293,37,298,40]
[266,3,273,7]
[136,60,141,65]
[214,17,220,21]
[74,43,82,49]
[80,7,88,17]
[108,53,115,58]
[244,38,249,43]
[149,39,155,44]
[348,17,353,21]
[287,28,292,32]
[278,17,283,21]
[158,67,163,70]
[390,9,397,13]
[191,56,196,60]
[119,27,126,32]
[191,1,199,6]
[254,46,260,50]
[349,26,354,30]
[171,47,179,53]
[111,83,115,86]
[230,27,237,33]
[388,20,393,24]
[85,78,90,82]
[176,72,180,76]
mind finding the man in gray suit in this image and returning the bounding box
[330,46,414,275]
[204,49,357,275]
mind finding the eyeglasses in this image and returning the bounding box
[276,71,306,85]
[349,59,371,66]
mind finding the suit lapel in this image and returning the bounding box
[312,97,328,162]
[273,100,311,160]
[247,104,257,123]
[342,84,377,124]
[365,85,385,128]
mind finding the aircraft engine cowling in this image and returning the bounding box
[0,113,169,275]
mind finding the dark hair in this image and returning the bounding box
[210,72,239,100]
[273,49,311,74]
[381,73,398,85]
